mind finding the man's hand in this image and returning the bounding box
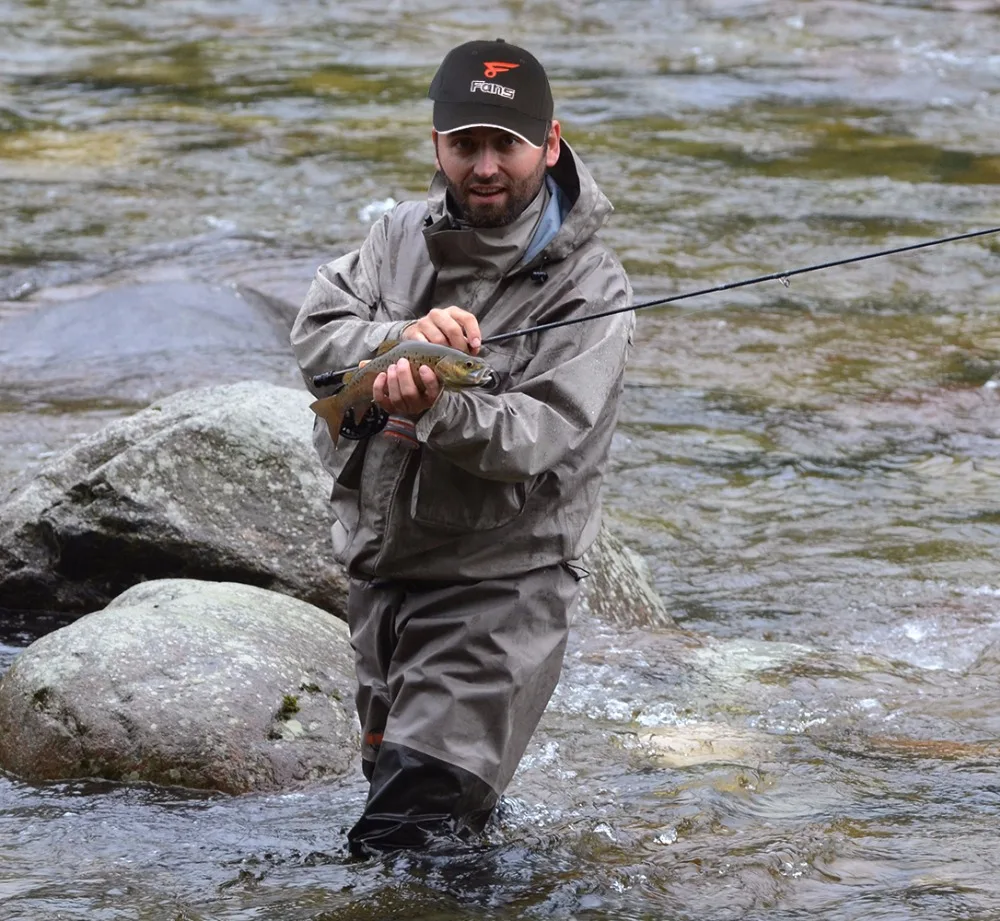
[401,306,482,354]
[373,359,441,416]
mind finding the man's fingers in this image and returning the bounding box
[371,360,440,416]
[427,309,468,351]
[452,309,482,354]
[409,306,482,353]
[388,359,421,414]
[415,317,449,346]
[419,364,441,402]
[390,360,440,415]
[383,365,399,405]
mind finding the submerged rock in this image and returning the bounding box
[0,380,671,629]
[634,722,778,769]
[0,280,300,407]
[0,580,358,793]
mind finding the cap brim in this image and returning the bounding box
[433,102,548,148]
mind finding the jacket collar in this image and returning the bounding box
[422,178,549,276]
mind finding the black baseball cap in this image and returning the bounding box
[428,39,553,147]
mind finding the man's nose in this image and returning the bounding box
[472,147,499,176]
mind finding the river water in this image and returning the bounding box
[2,1,1000,918]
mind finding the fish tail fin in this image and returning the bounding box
[310,394,346,447]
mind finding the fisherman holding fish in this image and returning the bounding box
[291,39,634,855]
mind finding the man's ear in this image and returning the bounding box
[545,120,562,168]
[432,129,441,171]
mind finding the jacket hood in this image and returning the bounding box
[425,139,614,266]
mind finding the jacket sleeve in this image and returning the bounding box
[414,262,634,482]
[290,211,413,397]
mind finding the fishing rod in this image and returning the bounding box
[312,225,1000,387]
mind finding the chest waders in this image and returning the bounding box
[345,563,579,854]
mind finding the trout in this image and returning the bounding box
[310,340,499,446]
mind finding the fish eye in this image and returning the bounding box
[464,359,475,368]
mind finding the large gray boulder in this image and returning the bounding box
[0,380,671,629]
[0,381,347,618]
[0,580,358,792]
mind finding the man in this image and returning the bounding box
[290,38,633,855]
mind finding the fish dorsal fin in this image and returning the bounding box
[375,339,400,357]
[340,340,400,384]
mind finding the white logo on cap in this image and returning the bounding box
[470,80,515,100]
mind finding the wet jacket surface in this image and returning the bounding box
[290,141,634,581]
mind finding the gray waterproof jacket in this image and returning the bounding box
[290,141,633,581]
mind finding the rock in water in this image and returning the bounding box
[0,580,358,793]
[0,382,346,618]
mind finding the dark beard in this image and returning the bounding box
[445,154,548,229]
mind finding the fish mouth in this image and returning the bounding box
[481,368,501,392]
[451,368,500,391]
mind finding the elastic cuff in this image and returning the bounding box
[384,319,417,344]
[382,415,419,450]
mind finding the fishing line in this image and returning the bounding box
[482,225,1000,345]
[312,225,1000,387]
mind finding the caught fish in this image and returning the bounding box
[310,340,499,446]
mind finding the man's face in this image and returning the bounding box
[433,122,561,228]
